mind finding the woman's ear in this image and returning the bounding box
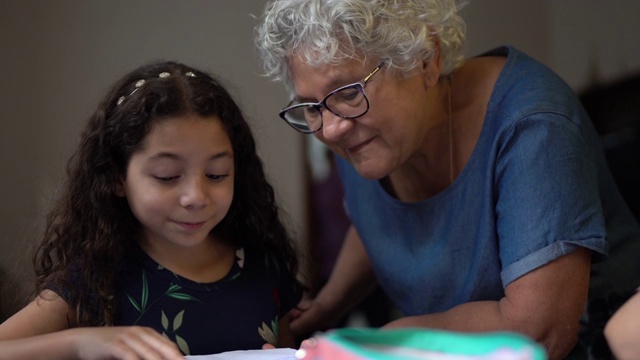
[421,39,442,87]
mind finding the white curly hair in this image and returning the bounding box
[254,0,467,87]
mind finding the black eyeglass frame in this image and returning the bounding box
[278,61,386,134]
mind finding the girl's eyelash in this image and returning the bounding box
[207,174,229,181]
[152,174,229,182]
[154,176,179,182]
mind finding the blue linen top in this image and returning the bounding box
[336,46,640,316]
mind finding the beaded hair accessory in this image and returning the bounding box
[116,71,196,106]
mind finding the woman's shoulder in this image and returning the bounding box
[468,45,566,88]
[448,52,508,157]
[472,46,582,120]
[452,53,507,111]
[463,52,507,75]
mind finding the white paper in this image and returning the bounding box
[186,348,297,360]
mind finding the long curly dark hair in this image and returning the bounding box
[33,61,301,326]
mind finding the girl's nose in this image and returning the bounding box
[179,176,209,209]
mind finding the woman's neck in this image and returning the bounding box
[385,78,454,202]
[385,56,506,203]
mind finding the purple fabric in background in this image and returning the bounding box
[310,155,351,281]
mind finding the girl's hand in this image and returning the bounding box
[74,326,184,360]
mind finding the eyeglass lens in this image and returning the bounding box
[283,85,368,132]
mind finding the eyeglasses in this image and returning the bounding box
[279,61,386,134]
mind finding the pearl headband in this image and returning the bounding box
[116,71,196,106]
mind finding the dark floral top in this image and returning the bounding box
[112,245,300,355]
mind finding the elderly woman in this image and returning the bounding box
[254,0,640,358]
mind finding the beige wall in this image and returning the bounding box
[462,0,640,92]
[0,0,306,309]
[1,0,639,314]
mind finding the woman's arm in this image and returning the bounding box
[0,290,184,360]
[605,289,640,360]
[289,226,378,338]
[385,248,592,360]
[276,313,295,348]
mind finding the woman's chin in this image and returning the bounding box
[352,160,390,180]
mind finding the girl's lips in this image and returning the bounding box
[176,221,206,231]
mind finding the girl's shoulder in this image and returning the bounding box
[242,246,289,277]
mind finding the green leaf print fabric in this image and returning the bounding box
[114,245,300,355]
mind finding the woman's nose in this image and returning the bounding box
[320,111,354,143]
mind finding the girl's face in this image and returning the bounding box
[288,56,434,180]
[118,114,235,251]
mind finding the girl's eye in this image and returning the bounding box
[154,176,179,182]
[207,174,229,182]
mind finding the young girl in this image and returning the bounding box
[0,61,302,359]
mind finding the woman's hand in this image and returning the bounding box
[288,296,335,340]
[73,326,184,360]
[290,227,378,340]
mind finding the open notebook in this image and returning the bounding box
[186,348,297,360]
